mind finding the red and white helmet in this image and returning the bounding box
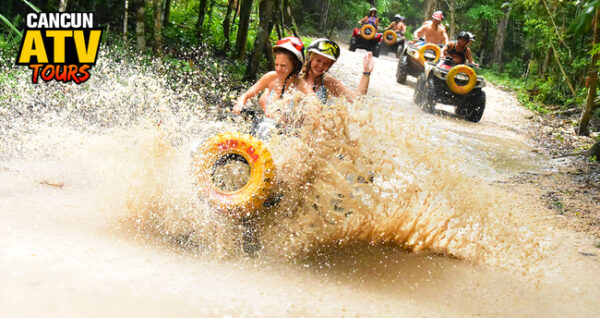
[273,36,305,64]
[432,11,444,21]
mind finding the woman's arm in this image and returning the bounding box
[326,52,375,102]
[358,16,367,24]
[233,72,274,114]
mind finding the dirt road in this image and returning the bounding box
[1,48,599,317]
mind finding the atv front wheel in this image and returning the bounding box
[457,90,486,122]
[396,56,408,84]
[349,37,357,51]
[372,42,381,57]
[421,77,436,113]
[413,74,424,105]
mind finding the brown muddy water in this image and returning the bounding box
[1,48,599,317]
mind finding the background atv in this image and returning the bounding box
[349,23,383,57]
[380,30,405,57]
[413,57,486,122]
[396,40,442,84]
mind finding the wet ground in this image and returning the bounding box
[1,47,600,317]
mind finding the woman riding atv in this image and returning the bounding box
[233,36,317,139]
[303,38,375,103]
[439,31,478,68]
[358,7,379,29]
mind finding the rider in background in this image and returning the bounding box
[358,7,379,29]
[412,11,448,46]
[440,31,478,67]
[302,38,375,103]
[386,15,406,36]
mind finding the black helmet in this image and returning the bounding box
[458,31,475,42]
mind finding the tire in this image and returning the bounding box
[360,24,376,40]
[396,56,408,84]
[380,43,388,56]
[383,30,397,46]
[413,74,425,105]
[446,65,477,95]
[349,37,357,52]
[421,77,436,113]
[192,132,275,218]
[373,42,381,57]
[396,41,405,59]
[457,90,486,122]
[418,44,441,65]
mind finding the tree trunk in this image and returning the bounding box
[541,46,552,76]
[319,0,330,33]
[195,0,209,38]
[245,0,275,80]
[424,0,438,21]
[204,0,216,35]
[58,0,68,12]
[123,0,129,40]
[578,9,600,136]
[223,0,236,52]
[447,0,455,40]
[550,41,577,97]
[235,0,254,58]
[163,0,172,27]
[284,0,300,37]
[491,3,511,67]
[135,0,146,51]
[153,0,163,54]
[264,36,274,69]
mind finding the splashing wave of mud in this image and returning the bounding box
[0,47,560,276]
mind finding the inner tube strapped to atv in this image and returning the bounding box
[192,132,275,218]
[383,30,397,46]
[446,65,477,95]
[360,24,376,40]
[418,43,441,65]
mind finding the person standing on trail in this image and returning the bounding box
[358,7,379,29]
[386,15,406,36]
[412,11,448,46]
[440,31,478,66]
[233,36,316,120]
[302,38,375,103]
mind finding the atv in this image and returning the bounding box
[395,39,442,85]
[380,30,406,57]
[349,23,383,57]
[413,57,486,122]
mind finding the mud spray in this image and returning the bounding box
[1,47,599,316]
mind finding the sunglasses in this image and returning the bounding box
[276,37,304,51]
[317,40,340,58]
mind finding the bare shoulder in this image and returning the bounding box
[323,75,343,89]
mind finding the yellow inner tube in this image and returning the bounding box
[192,132,274,218]
[383,30,397,45]
[417,44,441,65]
[360,24,376,40]
[446,65,477,95]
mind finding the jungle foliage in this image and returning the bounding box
[0,0,599,134]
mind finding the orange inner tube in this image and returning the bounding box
[192,132,275,218]
[383,30,397,45]
[360,24,376,40]
[417,44,441,65]
[446,65,478,95]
